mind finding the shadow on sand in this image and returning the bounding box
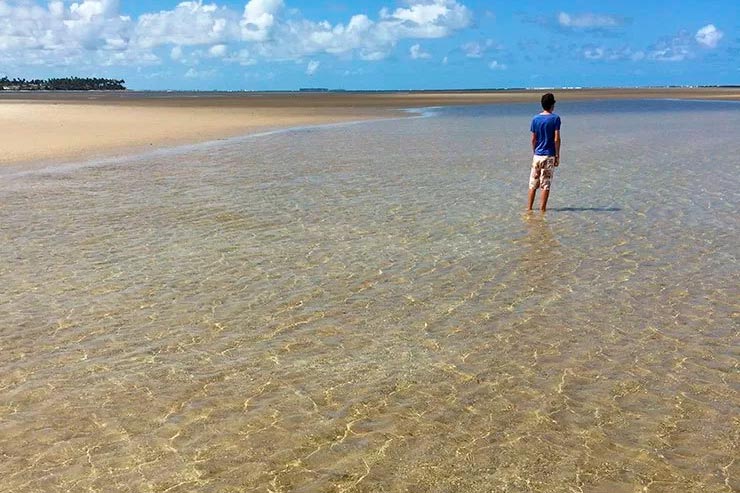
[549,207,622,212]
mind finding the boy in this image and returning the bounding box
[528,93,561,212]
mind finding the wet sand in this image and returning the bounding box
[1,87,739,167]
[0,102,395,167]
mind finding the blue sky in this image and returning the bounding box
[1,0,738,90]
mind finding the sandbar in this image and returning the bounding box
[1,87,738,168]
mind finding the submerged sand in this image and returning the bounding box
[2,99,738,491]
[1,87,739,167]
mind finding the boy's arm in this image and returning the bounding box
[554,129,561,166]
[531,132,537,154]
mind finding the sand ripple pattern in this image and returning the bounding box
[0,100,738,492]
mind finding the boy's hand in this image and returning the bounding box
[554,156,560,167]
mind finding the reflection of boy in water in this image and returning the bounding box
[528,93,561,212]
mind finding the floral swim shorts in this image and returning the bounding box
[529,155,556,190]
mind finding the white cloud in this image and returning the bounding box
[462,41,483,58]
[305,59,319,75]
[558,12,622,29]
[241,0,284,41]
[580,24,727,64]
[0,0,131,53]
[582,45,643,62]
[171,45,183,60]
[209,44,228,57]
[225,48,257,66]
[583,47,604,60]
[382,0,471,34]
[410,43,431,59]
[488,60,506,70]
[461,39,497,58]
[649,49,687,62]
[70,0,120,20]
[648,31,693,62]
[185,67,217,78]
[695,24,723,48]
[256,0,472,61]
[0,0,473,70]
[134,2,239,49]
[102,50,159,67]
[0,0,137,67]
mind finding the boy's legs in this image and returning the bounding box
[538,158,555,212]
[527,159,543,210]
[527,188,537,210]
[540,189,550,212]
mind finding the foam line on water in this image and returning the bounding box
[403,106,444,117]
[652,98,740,104]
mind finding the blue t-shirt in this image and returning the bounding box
[530,113,561,157]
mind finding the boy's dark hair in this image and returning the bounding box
[541,93,556,111]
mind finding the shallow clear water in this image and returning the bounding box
[0,100,738,492]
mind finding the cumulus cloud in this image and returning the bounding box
[134,2,239,49]
[581,25,725,63]
[0,0,130,53]
[225,48,257,66]
[582,45,644,61]
[0,0,473,70]
[209,44,228,57]
[241,0,283,41]
[171,45,183,60]
[695,24,723,48]
[580,23,727,64]
[0,0,154,69]
[583,47,604,60]
[305,59,319,75]
[581,37,691,63]
[185,66,217,78]
[382,0,471,35]
[461,39,497,58]
[648,31,694,62]
[256,0,473,61]
[462,41,483,58]
[410,43,431,59]
[488,60,506,70]
[558,12,623,29]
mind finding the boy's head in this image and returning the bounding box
[541,93,556,111]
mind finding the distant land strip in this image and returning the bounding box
[1,87,739,105]
[0,76,126,91]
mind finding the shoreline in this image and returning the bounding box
[2,87,739,168]
[1,110,428,178]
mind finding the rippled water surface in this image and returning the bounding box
[1,100,738,492]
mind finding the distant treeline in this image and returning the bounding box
[0,76,126,91]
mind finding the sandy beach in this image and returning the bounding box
[1,87,739,167]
